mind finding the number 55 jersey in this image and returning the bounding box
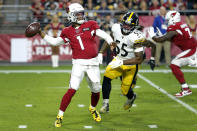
[112,24,145,61]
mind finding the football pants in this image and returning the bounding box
[104,60,139,95]
[171,48,197,67]
[69,64,101,93]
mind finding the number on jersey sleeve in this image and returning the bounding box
[184,27,192,38]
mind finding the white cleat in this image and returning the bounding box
[175,88,192,98]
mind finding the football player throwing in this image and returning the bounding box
[38,3,115,127]
[149,10,197,97]
[99,11,156,113]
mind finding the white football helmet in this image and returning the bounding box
[67,3,85,24]
[165,10,181,26]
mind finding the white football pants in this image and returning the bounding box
[171,48,197,67]
[69,64,101,93]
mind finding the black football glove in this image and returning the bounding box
[148,59,155,71]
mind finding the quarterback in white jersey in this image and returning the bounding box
[98,11,156,113]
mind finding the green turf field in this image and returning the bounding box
[0,65,197,131]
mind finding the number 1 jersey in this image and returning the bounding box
[60,20,99,59]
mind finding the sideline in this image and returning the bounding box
[0,69,197,73]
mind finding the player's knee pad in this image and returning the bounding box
[69,84,78,91]
[69,77,81,90]
[91,82,101,93]
[171,59,181,67]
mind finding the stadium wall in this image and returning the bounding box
[0,16,184,62]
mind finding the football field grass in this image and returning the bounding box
[0,65,197,131]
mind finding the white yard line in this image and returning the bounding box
[138,74,197,115]
[190,85,197,88]
[25,104,32,107]
[148,125,158,128]
[77,104,85,108]
[1,69,197,74]
[18,125,27,128]
[84,126,92,129]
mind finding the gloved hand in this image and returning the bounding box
[148,27,156,38]
[109,57,123,69]
[156,27,163,36]
[110,42,117,51]
[148,57,155,70]
[98,53,103,64]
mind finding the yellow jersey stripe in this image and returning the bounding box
[128,12,134,21]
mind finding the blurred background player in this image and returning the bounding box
[44,14,65,68]
[149,10,197,97]
[38,3,114,127]
[99,11,156,113]
[187,15,197,39]
[153,6,171,67]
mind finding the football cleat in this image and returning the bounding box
[175,88,192,97]
[89,106,101,122]
[99,103,109,113]
[124,93,136,110]
[55,115,63,127]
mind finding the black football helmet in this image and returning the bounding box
[120,11,139,35]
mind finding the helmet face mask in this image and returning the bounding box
[71,11,85,24]
[120,22,135,35]
[67,3,85,25]
[120,12,139,35]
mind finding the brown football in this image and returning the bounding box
[25,22,40,37]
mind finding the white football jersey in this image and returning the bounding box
[111,24,145,60]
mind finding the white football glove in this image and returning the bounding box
[98,53,103,64]
[148,26,156,38]
[156,27,163,36]
[109,58,123,69]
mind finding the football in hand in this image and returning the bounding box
[25,22,40,37]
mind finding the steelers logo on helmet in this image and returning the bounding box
[120,11,139,35]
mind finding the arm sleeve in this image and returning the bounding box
[134,47,144,52]
[96,29,113,45]
[43,35,65,46]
